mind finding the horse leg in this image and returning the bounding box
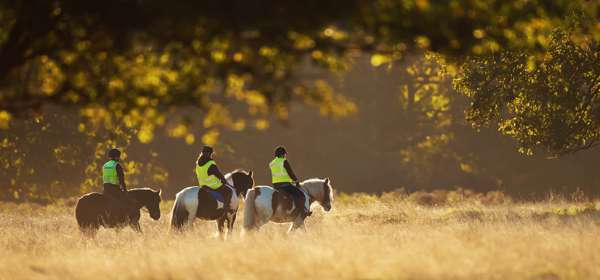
[217,217,226,240]
[130,221,142,233]
[228,212,237,235]
[81,224,99,238]
[222,211,236,238]
[288,215,306,233]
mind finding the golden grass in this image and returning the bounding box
[1,192,600,279]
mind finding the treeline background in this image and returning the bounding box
[1,1,600,202]
[3,55,599,202]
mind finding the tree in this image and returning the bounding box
[455,27,600,155]
[0,0,587,201]
[0,1,575,132]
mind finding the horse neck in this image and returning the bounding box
[227,172,249,196]
[127,189,148,209]
[225,173,237,191]
[300,183,321,204]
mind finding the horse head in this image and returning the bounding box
[300,178,334,212]
[130,188,162,220]
[321,178,334,211]
[228,170,255,199]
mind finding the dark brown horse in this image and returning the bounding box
[75,188,162,236]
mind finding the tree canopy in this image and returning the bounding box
[1,0,597,201]
[455,8,600,155]
[0,1,576,137]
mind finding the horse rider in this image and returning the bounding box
[102,148,134,214]
[195,145,233,212]
[270,146,311,217]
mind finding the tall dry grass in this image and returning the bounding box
[1,191,600,279]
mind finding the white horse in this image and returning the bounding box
[243,178,333,232]
[170,170,254,237]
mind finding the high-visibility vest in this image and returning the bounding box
[270,157,293,184]
[102,160,119,185]
[196,160,223,189]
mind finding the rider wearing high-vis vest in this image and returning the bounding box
[102,148,133,214]
[270,146,311,217]
[195,146,233,212]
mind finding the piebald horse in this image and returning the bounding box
[243,178,333,232]
[170,169,254,237]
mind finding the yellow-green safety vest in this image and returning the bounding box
[196,160,223,190]
[103,160,119,185]
[270,157,293,184]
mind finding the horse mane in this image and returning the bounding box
[127,187,162,199]
[227,169,250,176]
[225,169,252,180]
[300,178,334,202]
[301,178,325,185]
[128,187,159,193]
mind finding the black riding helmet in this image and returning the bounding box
[201,145,214,155]
[107,148,121,160]
[274,146,287,157]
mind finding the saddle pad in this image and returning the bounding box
[201,187,225,204]
[273,189,295,213]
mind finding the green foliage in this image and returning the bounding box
[395,54,467,186]
[0,0,576,134]
[0,0,592,200]
[0,112,169,202]
[456,27,600,155]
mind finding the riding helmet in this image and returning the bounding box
[201,145,214,155]
[107,148,121,159]
[274,146,287,157]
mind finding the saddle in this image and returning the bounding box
[102,193,136,222]
[201,187,225,205]
[272,188,296,214]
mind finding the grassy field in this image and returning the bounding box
[1,190,600,279]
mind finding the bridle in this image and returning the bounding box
[322,182,331,206]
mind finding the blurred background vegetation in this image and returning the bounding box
[1,0,599,202]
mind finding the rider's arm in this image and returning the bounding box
[116,163,127,190]
[283,160,298,182]
[208,164,229,186]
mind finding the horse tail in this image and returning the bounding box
[243,188,258,231]
[74,193,101,237]
[75,197,86,228]
[170,193,189,230]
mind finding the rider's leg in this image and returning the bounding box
[216,185,233,212]
[103,183,127,215]
[274,183,310,217]
[290,183,312,217]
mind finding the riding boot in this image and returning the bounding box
[292,196,309,218]
[218,185,233,213]
[294,183,312,217]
